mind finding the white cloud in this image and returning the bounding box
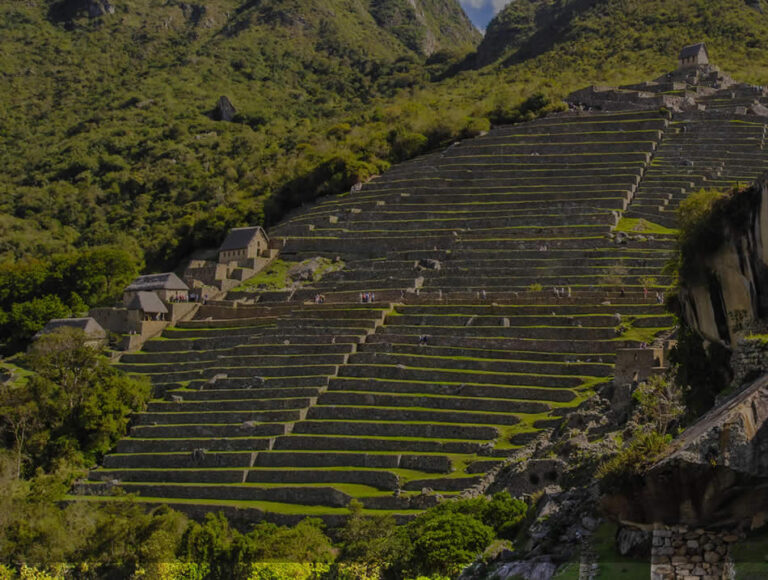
[460,0,515,14]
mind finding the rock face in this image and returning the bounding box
[602,373,768,529]
[679,175,768,345]
[214,96,237,122]
[49,0,114,21]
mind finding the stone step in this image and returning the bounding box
[145,398,313,413]
[318,390,550,414]
[357,342,617,364]
[103,451,254,469]
[130,423,289,438]
[116,437,273,453]
[253,451,452,473]
[306,405,522,426]
[79,482,354,508]
[290,419,499,440]
[272,434,483,454]
[345,351,611,378]
[337,363,585,389]
[135,409,303,425]
[164,387,323,401]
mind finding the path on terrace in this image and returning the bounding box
[78,107,768,522]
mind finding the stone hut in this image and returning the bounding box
[123,272,189,305]
[36,317,107,346]
[126,291,169,321]
[678,43,709,69]
[218,227,269,265]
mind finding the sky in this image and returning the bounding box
[459,0,514,32]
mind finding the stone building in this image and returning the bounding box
[126,291,169,321]
[218,226,269,264]
[184,226,276,291]
[678,43,709,69]
[123,272,189,304]
[36,317,107,347]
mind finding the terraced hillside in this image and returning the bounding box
[78,73,768,522]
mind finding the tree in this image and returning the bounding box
[404,512,494,577]
[336,500,403,576]
[4,328,151,472]
[0,382,41,478]
[7,296,71,344]
[632,374,685,435]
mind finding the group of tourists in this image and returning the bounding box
[360,292,375,303]
[552,287,572,298]
[314,294,326,304]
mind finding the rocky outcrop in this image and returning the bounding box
[603,373,768,530]
[213,96,237,122]
[680,175,768,345]
[49,0,114,21]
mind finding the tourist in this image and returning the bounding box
[643,286,648,300]
[567,287,572,298]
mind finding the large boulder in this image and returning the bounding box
[602,373,768,529]
[214,96,237,122]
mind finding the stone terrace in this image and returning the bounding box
[78,94,766,520]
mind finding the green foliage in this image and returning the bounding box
[387,492,526,577]
[180,513,333,580]
[0,246,141,352]
[0,0,478,274]
[0,328,151,474]
[596,431,672,492]
[0,452,189,577]
[335,499,401,577]
[7,297,72,345]
[631,375,685,435]
[677,185,760,278]
[402,512,494,577]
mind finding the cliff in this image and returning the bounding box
[679,175,768,346]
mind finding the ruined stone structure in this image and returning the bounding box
[123,272,189,304]
[76,57,768,542]
[89,272,197,349]
[184,226,277,291]
[679,43,710,69]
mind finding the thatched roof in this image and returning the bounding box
[679,43,708,60]
[126,291,168,314]
[125,272,188,292]
[219,227,268,252]
[40,317,107,339]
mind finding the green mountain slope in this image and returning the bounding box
[477,0,768,79]
[0,0,478,265]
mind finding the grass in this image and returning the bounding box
[615,217,678,235]
[614,326,669,343]
[68,495,421,516]
[552,522,649,579]
[733,528,768,578]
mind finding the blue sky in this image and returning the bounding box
[459,0,513,32]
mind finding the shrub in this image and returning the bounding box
[596,430,671,492]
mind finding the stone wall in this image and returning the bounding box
[730,335,768,389]
[679,176,768,345]
[651,526,740,579]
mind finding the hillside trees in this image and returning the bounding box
[0,245,141,351]
[0,328,151,475]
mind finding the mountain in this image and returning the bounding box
[476,0,768,79]
[0,0,479,266]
